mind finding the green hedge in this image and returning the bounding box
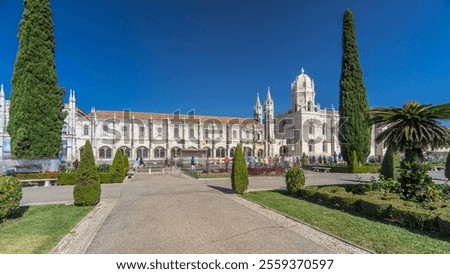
[297,185,450,235]
[57,172,77,185]
[99,172,112,184]
[0,176,23,220]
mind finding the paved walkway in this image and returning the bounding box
[21,170,447,254]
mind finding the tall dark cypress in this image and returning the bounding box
[338,9,371,166]
[7,0,66,159]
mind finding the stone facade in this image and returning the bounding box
[0,68,383,163]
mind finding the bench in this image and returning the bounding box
[312,167,331,173]
[20,178,57,187]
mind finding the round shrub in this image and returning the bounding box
[285,167,305,194]
[73,182,101,206]
[0,176,23,220]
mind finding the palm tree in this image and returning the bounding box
[371,101,450,162]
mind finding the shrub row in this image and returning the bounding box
[15,172,58,180]
[57,172,116,185]
[305,163,381,173]
[297,185,450,235]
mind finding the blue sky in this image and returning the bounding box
[0,0,449,123]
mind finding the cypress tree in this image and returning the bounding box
[445,150,450,180]
[231,144,249,194]
[7,0,66,159]
[73,140,101,206]
[338,9,371,167]
[380,146,400,180]
[123,152,130,176]
[109,149,125,183]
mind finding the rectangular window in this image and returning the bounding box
[139,126,145,138]
[174,125,180,138]
[189,127,194,138]
[103,125,109,136]
[123,126,128,137]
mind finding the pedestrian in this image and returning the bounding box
[224,156,230,171]
[72,159,79,169]
[191,156,195,170]
[133,158,139,171]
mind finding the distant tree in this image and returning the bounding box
[73,140,101,206]
[7,0,66,159]
[445,150,450,180]
[109,149,124,183]
[231,144,249,194]
[338,9,371,167]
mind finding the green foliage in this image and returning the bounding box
[99,172,111,184]
[285,167,305,194]
[398,161,441,203]
[122,153,130,176]
[57,172,77,185]
[231,144,249,194]
[109,149,124,183]
[445,150,450,180]
[7,0,66,159]
[73,141,101,206]
[0,176,23,221]
[338,9,371,165]
[373,178,401,194]
[97,164,111,173]
[349,150,359,173]
[371,101,450,162]
[380,146,400,180]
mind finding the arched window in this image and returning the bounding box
[323,141,328,152]
[154,146,166,158]
[120,146,131,157]
[204,147,212,158]
[83,125,89,136]
[309,124,314,135]
[307,101,312,111]
[257,149,264,157]
[230,147,236,157]
[279,146,288,156]
[244,146,253,157]
[216,147,225,158]
[309,140,315,153]
[322,123,327,135]
[99,146,113,159]
[171,147,181,158]
[136,146,149,159]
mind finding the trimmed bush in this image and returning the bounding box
[285,167,305,194]
[437,213,450,235]
[380,146,400,180]
[231,144,249,194]
[0,176,23,221]
[109,149,125,183]
[74,140,101,206]
[390,204,439,230]
[57,172,77,185]
[97,163,111,173]
[99,172,112,184]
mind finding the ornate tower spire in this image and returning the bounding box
[0,84,4,97]
[254,93,263,122]
[265,86,273,105]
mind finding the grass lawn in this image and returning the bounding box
[0,205,92,254]
[244,191,450,254]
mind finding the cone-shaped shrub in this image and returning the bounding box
[123,153,130,176]
[380,146,400,180]
[73,140,101,206]
[231,144,248,194]
[445,150,450,180]
[0,176,23,221]
[109,149,124,183]
[285,167,305,194]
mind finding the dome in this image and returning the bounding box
[291,68,314,93]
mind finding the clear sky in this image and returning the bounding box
[0,0,449,123]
